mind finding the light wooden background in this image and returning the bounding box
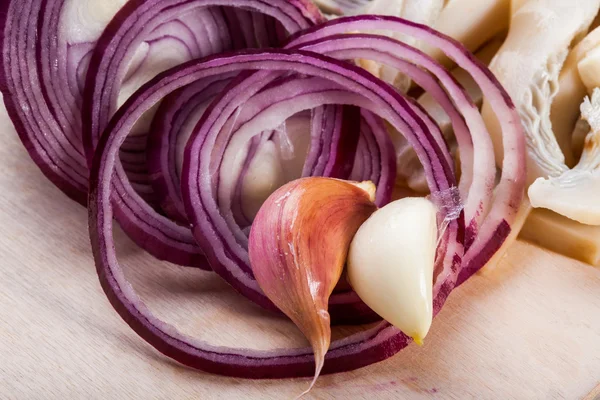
[0,103,599,400]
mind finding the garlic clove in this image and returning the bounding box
[578,46,600,93]
[248,177,377,392]
[241,140,286,221]
[347,197,437,344]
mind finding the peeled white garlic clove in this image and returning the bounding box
[347,197,438,344]
[241,140,286,221]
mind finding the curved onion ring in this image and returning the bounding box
[90,48,465,378]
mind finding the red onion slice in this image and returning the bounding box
[0,0,320,268]
[90,49,462,378]
[358,111,396,206]
[1,0,89,204]
[147,76,357,226]
[179,67,453,321]
[289,33,491,239]
[80,0,321,267]
[287,16,526,270]
[148,75,236,222]
[87,14,526,376]
[178,28,499,316]
[1,0,526,379]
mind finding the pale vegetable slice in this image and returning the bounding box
[241,115,312,220]
[482,0,599,183]
[241,141,286,221]
[578,47,600,91]
[422,0,510,69]
[550,26,600,167]
[520,27,600,262]
[529,171,600,225]
[520,208,600,265]
[527,36,600,225]
[529,89,600,225]
[475,0,599,267]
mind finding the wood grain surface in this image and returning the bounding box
[0,102,599,400]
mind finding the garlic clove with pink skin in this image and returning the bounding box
[347,197,438,345]
[248,177,377,393]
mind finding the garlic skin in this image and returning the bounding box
[347,197,437,344]
[248,177,377,390]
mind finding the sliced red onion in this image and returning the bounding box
[89,10,527,375]
[2,0,526,379]
[147,76,354,227]
[88,15,525,377]
[179,25,506,315]
[0,0,229,206]
[1,0,95,205]
[349,116,379,183]
[83,0,322,159]
[89,12,525,324]
[80,0,321,267]
[289,33,487,237]
[301,105,361,178]
[182,71,453,321]
[286,16,526,271]
[358,111,396,206]
[90,49,462,378]
[148,75,235,222]
[0,0,320,267]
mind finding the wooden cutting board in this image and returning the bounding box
[0,103,599,400]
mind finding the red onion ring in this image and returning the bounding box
[4,0,526,378]
[90,48,463,378]
[80,0,321,267]
[181,66,454,322]
[286,16,526,270]
[87,13,525,375]
[0,0,320,268]
[148,75,236,222]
